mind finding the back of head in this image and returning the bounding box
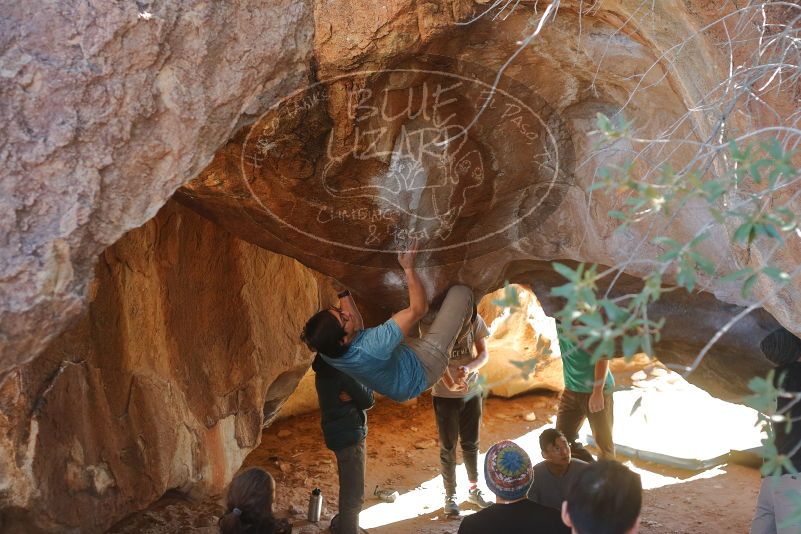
[484,440,533,501]
[301,310,347,358]
[565,460,642,534]
[219,468,278,534]
[760,327,801,367]
[539,428,565,451]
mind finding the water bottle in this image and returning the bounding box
[307,487,323,522]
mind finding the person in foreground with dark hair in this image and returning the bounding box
[219,467,291,534]
[561,460,642,534]
[301,241,475,402]
[313,353,374,534]
[457,440,569,534]
[528,427,588,510]
[751,326,801,534]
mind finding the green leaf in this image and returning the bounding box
[580,311,605,329]
[775,207,798,231]
[688,232,710,248]
[744,372,778,414]
[762,138,785,160]
[591,337,615,362]
[676,257,697,291]
[491,282,521,309]
[601,300,628,323]
[689,252,716,275]
[708,207,726,223]
[742,273,759,298]
[702,181,726,203]
[733,222,755,245]
[720,268,753,283]
[658,250,681,263]
[551,283,575,298]
[762,267,790,283]
[510,357,539,380]
[623,335,640,358]
[652,237,681,248]
[761,223,782,240]
[749,159,772,183]
[552,262,578,282]
[596,112,613,133]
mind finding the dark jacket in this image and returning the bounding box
[313,353,374,452]
[761,327,801,473]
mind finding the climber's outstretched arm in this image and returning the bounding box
[392,240,428,336]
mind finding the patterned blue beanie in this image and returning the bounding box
[484,440,533,501]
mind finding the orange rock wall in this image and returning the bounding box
[0,201,327,533]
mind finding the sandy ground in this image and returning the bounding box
[111,363,761,534]
[245,390,759,534]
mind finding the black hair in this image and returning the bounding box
[300,309,348,358]
[219,468,279,534]
[565,460,642,534]
[539,428,566,451]
[760,327,801,368]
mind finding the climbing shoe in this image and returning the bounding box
[467,487,493,508]
[443,495,460,516]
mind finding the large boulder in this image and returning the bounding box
[4,1,797,384]
[0,0,315,373]
[1,1,799,531]
[0,201,327,533]
[179,2,797,395]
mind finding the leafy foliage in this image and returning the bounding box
[491,282,522,310]
[550,115,798,366]
[542,112,800,517]
[473,5,800,518]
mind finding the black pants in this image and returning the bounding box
[433,395,482,496]
[556,389,615,462]
[331,439,365,534]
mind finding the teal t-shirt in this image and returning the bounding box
[557,330,614,394]
[321,318,427,402]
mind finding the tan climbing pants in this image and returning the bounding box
[406,285,474,388]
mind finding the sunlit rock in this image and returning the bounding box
[1,1,799,531]
[0,202,326,532]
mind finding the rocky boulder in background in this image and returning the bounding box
[1,1,799,531]
[479,286,565,397]
[0,0,315,372]
[181,1,796,395]
[0,202,328,533]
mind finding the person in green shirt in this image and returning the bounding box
[556,328,616,462]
